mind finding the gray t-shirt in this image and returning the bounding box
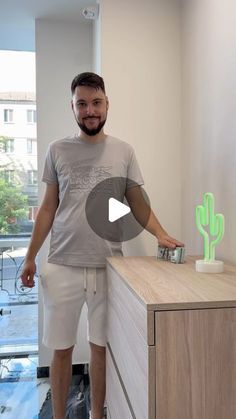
[42,134,144,267]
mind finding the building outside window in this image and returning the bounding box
[0,91,38,229]
[27,109,36,124]
[27,138,33,153]
[4,108,13,123]
[5,138,14,153]
[4,169,15,183]
[28,205,38,221]
[27,169,38,185]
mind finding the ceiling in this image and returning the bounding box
[0,0,97,51]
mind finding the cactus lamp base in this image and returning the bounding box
[195,260,224,273]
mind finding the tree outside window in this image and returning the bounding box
[5,138,14,153]
[4,169,15,184]
[0,136,14,153]
[0,178,28,234]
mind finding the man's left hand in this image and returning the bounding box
[157,233,184,249]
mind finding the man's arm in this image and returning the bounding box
[125,186,184,248]
[21,183,59,287]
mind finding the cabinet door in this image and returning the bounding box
[106,345,133,419]
[107,264,156,419]
[155,308,236,419]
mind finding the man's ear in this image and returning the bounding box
[71,99,74,111]
[106,96,109,110]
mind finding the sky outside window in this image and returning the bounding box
[0,50,35,92]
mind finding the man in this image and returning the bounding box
[21,72,183,419]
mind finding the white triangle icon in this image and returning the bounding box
[108,198,131,222]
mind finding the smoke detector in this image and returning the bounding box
[82,5,99,20]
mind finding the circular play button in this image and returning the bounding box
[85,177,150,242]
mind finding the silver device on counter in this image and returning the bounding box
[157,245,185,264]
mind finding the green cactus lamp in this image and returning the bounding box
[195,192,225,273]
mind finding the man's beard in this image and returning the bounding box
[77,117,106,137]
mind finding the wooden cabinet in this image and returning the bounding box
[106,256,236,419]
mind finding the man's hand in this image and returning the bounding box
[125,186,185,249]
[21,260,36,288]
[157,233,184,249]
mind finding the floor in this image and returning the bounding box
[0,356,50,419]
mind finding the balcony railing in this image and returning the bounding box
[0,234,38,355]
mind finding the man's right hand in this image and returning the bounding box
[21,260,36,288]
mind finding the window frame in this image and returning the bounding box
[5,138,15,153]
[4,109,14,123]
[27,138,33,154]
[4,169,15,184]
[27,109,36,124]
[27,169,38,186]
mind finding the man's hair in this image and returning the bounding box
[71,72,106,95]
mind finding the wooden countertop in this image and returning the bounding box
[106,256,236,311]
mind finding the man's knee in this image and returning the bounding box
[89,342,106,358]
[53,345,74,360]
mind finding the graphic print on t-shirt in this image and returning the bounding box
[69,164,112,193]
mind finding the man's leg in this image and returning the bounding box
[50,345,74,419]
[89,342,106,419]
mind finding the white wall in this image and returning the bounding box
[36,18,93,367]
[98,0,182,256]
[92,2,101,74]
[181,0,236,263]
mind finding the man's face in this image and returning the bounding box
[71,86,109,136]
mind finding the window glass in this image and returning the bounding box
[27,170,38,185]
[0,50,38,356]
[27,138,33,153]
[4,109,13,123]
[0,53,37,236]
[27,109,36,123]
[4,169,15,183]
[5,138,14,153]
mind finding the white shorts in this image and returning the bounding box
[40,263,107,349]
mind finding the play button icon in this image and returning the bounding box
[109,198,131,222]
[85,176,150,242]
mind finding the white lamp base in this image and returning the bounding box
[195,260,224,273]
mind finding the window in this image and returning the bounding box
[27,170,38,185]
[5,138,14,153]
[0,50,38,356]
[4,169,15,183]
[27,139,33,154]
[4,109,13,123]
[28,206,38,221]
[27,109,36,124]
